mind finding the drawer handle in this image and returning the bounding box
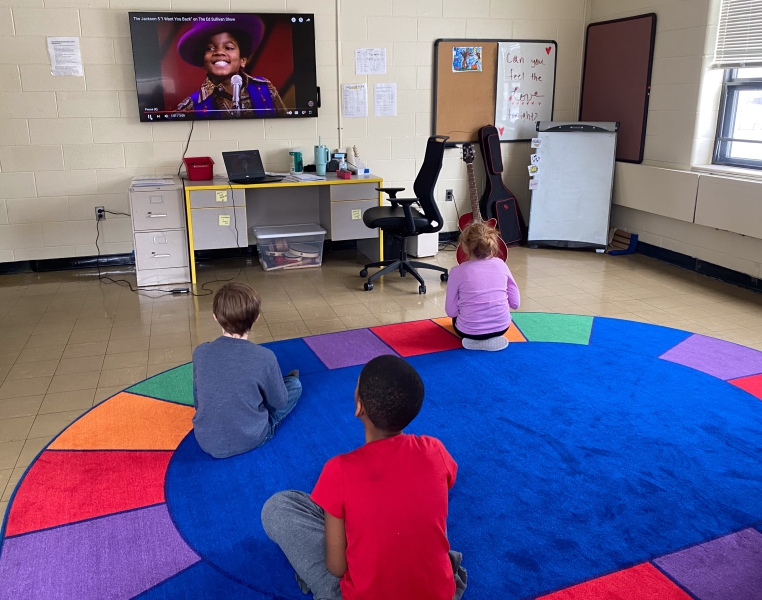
[148,213,167,218]
[152,253,171,258]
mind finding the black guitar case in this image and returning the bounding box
[478,125,528,247]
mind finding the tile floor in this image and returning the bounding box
[1,245,762,516]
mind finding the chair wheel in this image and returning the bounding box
[359,269,368,278]
[440,273,448,282]
[419,285,426,294]
[364,282,373,291]
[400,271,406,277]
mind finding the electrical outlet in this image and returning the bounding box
[445,189,454,201]
[95,206,105,221]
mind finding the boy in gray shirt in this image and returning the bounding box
[193,282,302,458]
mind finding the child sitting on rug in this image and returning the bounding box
[192,282,301,459]
[261,355,467,600]
[445,222,520,351]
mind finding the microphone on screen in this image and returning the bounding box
[231,74,243,113]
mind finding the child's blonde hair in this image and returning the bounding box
[459,222,501,259]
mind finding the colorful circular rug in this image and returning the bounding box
[1,313,762,600]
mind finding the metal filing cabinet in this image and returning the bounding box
[129,178,190,287]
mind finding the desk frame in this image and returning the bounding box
[183,175,384,284]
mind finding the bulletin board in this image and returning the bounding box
[433,39,557,143]
[579,14,657,163]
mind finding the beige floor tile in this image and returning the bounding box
[102,351,149,370]
[94,386,126,404]
[146,362,187,378]
[0,440,24,471]
[0,364,10,383]
[262,310,304,324]
[339,314,382,329]
[39,389,96,415]
[24,332,72,349]
[62,341,109,359]
[55,355,105,376]
[297,306,339,321]
[0,396,44,419]
[0,468,11,500]
[33,320,76,335]
[98,366,147,388]
[0,416,35,442]
[15,345,66,364]
[150,320,190,336]
[149,333,191,350]
[47,371,100,394]
[109,325,152,340]
[148,346,192,365]
[304,318,348,335]
[333,303,372,317]
[0,351,20,366]
[28,409,87,439]
[68,328,112,344]
[107,337,150,355]
[7,360,59,380]
[72,317,114,331]
[0,377,52,399]
[268,321,311,340]
[16,437,51,468]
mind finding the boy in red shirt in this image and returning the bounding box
[261,355,467,600]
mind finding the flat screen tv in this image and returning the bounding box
[129,12,319,122]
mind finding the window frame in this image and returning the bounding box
[713,69,762,170]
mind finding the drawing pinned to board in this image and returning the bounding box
[452,47,482,72]
[528,165,539,176]
[530,154,542,165]
[529,179,539,190]
[531,138,542,148]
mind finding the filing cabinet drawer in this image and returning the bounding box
[191,207,247,250]
[330,199,378,241]
[189,188,246,208]
[330,183,378,202]
[134,230,189,271]
[131,189,184,231]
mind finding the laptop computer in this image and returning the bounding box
[222,150,284,184]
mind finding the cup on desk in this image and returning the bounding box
[314,145,329,176]
[289,148,303,173]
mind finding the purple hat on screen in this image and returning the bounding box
[177,15,265,67]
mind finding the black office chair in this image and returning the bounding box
[359,135,449,294]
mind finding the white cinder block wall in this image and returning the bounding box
[0,0,587,263]
[592,0,762,279]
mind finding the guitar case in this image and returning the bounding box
[478,125,528,247]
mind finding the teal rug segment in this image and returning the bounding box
[127,363,194,406]
[512,313,593,345]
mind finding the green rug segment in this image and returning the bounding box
[127,363,194,406]
[512,313,593,345]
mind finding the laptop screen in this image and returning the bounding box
[222,150,266,181]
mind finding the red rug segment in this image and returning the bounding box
[5,450,172,537]
[730,373,762,400]
[371,320,462,357]
[537,563,691,599]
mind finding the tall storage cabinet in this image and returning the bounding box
[129,178,191,287]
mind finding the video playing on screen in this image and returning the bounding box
[129,12,319,122]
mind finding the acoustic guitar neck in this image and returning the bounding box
[462,143,481,224]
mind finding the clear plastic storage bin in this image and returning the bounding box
[253,223,327,271]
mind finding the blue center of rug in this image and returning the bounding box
[165,342,762,599]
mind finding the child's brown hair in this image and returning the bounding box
[459,221,501,259]
[213,282,261,335]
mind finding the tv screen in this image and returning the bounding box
[129,12,319,122]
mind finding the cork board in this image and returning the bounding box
[433,41,498,143]
[433,39,557,144]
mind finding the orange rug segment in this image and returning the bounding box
[432,317,526,342]
[48,392,194,451]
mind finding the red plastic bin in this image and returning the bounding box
[183,157,214,181]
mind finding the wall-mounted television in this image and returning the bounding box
[129,12,319,122]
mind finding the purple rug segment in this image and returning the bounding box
[304,328,397,369]
[654,528,762,600]
[0,503,199,600]
[660,334,762,380]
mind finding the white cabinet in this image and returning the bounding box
[129,179,190,287]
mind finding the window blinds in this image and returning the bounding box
[713,0,762,68]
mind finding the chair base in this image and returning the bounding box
[360,247,448,294]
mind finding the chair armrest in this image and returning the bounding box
[376,186,406,199]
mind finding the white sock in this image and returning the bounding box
[462,336,509,351]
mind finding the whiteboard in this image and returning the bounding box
[527,122,618,249]
[495,41,557,141]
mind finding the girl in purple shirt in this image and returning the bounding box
[445,223,520,351]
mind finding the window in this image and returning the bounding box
[714,69,762,169]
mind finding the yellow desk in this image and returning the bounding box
[183,174,384,284]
